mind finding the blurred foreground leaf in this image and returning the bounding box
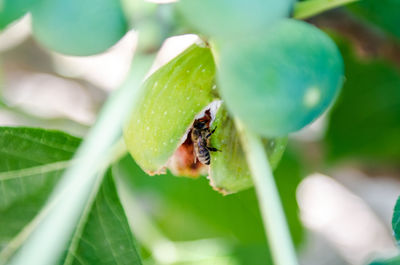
[0,127,141,265]
[115,149,303,264]
[273,149,304,246]
[348,0,400,39]
[325,40,400,163]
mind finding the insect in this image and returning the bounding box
[190,118,220,165]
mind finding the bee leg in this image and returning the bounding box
[206,127,217,138]
[207,146,221,152]
[193,149,197,163]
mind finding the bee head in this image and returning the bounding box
[193,120,207,130]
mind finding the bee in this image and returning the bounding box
[191,118,219,165]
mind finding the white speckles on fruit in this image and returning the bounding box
[124,44,215,173]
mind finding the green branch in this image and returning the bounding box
[293,0,359,20]
[236,120,298,265]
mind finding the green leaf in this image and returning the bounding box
[348,0,400,39]
[0,127,142,265]
[273,149,304,246]
[392,197,400,245]
[7,54,154,265]
[115,150,304,261]
[124,43,216,174]
[369,256,400,265]
[177,0,294,39]
[217,19,344,137]
[293,0,359,19]
[209,105,287,193]
[31,0,127,55]
[62,170,142,265]
[0,127,80,255]
[325,39,400,163]
[0,0,38,30]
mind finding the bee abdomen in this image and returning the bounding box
[197,146,211,165]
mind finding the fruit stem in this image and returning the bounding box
[236,120,298,265]
[293,0,359,19]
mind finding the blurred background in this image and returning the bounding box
[1,2,400,265]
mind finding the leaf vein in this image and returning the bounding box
[1,130,78,153]
[0,160,71,181]
[96,198,123,265]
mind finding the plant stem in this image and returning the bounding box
[293,0,359,19]
[236,120,298,265]
[110,137,129,164]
